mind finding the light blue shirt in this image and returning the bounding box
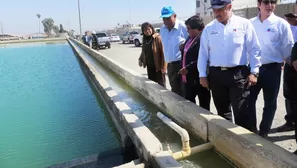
[198,14,261,77]
[160,19,188,63]
[250,13,294,64]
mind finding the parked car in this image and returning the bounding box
[133,28,160,47]
[122,31,139,44]
[95,32,111,49]
[110,34,120,42]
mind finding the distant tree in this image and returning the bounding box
[42,18,54,36]
[53,25,60,35]
[59,24,65,33]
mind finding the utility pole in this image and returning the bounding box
[78,0,82,40]
[128,0,131,25]
[0,22,4,38]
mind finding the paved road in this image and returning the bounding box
[100,42,296,153]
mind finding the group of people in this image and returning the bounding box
[82,31,99,50]
[138,0,297,155]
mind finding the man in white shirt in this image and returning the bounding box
[198,0,261,131]
[276,1,297,132]
[249,0,294,138]
[160,6,188,96]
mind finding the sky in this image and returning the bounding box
[0,0,195,35]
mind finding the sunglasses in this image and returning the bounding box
[262,0,277,5]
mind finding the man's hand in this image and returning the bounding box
[200,77,209,89]
[293,60,297,71]
[138,60,143,67]
[246,74,258,86]
[178,68,188,75]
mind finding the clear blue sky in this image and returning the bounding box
[0,0,195,35]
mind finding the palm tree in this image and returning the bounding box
[37,14,41,34]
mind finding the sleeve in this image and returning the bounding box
[291,42,297,62]
[281,22,294,60]
[245,21,261,74]
[157,36,167,70]
[181,24,189,40]
[198,29,209,77]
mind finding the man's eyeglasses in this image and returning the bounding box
[262,0,277,5]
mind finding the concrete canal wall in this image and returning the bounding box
[69,38,297,168]
[67,40,181,168]
[0,38,66,44]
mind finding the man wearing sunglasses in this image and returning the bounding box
[249,0,294,138]
[198,0,261,131]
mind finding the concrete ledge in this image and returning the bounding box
[69,38,297,168]
[208,116,297,168]
[47,154,98,168]
[113,159,144,168]
[68,40,181,167]
[0,38,66,44]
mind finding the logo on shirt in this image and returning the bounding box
[210,31,219,35]
[266,28,276,32]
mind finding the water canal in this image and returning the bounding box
[71,42,235,168]
[0,42,121,168]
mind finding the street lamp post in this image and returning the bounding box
[0,22,4,38]
[78,0,82,40]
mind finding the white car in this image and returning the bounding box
[110,34,120,42]
[134,28,160,47]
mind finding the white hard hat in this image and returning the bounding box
[92,31,96,34]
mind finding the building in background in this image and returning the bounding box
[196,0,295,17]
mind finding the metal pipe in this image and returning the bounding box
[157,112,189,142]
[157,112,213,160]
[78,0,82,40]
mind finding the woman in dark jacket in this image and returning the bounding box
[179,15,211,110]
[138,22,166,87]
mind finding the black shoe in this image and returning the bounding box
[259,133,268,138]
[276,123,294,132]
[294,150,297,155]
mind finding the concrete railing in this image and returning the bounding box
[69,38,297,168]
[67,39,181,168]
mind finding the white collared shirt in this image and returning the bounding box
[160,19,188,63]
[198,14,261,77]
[290,25,297,42]
[250,13,294,64]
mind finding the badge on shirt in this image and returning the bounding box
[211,31,219,35]
[267,28,276,32]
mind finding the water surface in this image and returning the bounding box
[0,42,120,168]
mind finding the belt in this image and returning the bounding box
[168,60,181,64]
[210,65,246,71]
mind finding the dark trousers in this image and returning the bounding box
[249,63,282,134]
[208,66,251,130]
[167,61,182,96]
[182,77,211,110]
[289,68,297,143]
[283,63,296,125]
[147,63,166,87]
